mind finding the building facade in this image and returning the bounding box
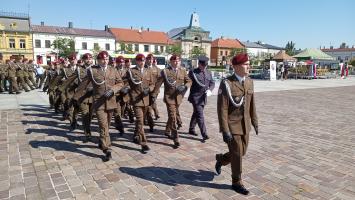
[168,12,212,59]
[210,37,245,66]
[31,22,115,65]
[0,12,33,61]
[109,27,172,57]
[321,47,355,63]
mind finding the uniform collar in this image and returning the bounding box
[234,73,245,84]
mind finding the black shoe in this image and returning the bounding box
[189,130,198,136]
[116,127,124,135]
[70,122,77,131]
[202,134,209,142]
[155,116,160,120]
[129,117,135,123]
[177,124,182,130]
[149,126,154,132]
[98,142,103,150]
[141,145,150,154]
[103,150,112,162]
[16,91,21,94]
[173,141,180,149]
[215,154,222,175]
[83,136,92,143]
[232,184,249,195]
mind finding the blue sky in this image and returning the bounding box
[1,0,354,49]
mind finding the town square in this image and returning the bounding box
[0,0,354,199]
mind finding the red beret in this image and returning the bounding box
[170,54,180,61]
[135,54,145,61]
[115,56,125,63]
[82,53,92,60]
[146,53,154,59]
[68,53,77,60]
[124,58,130,63]
[232,53,249,65]
[97,51,109,59]
[59,58,65,64]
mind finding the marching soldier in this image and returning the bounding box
[81,51,123,161]
[153,54,192,148]
[215,53,258,195]
[188,55,215,142]
[112,56,126,134]
[0,60,7,93]
[122,58,135,122]
[22,58,36,90]
[26,60,37,87]
[126,54,154,153]
[72,53,94,141]
[7,56,20,94]
[145,54,161,121]
[15,57,31,92]
[44,62,58,108]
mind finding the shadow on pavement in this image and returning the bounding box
[119,166,230,189]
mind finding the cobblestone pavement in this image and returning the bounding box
[0,86,354,200]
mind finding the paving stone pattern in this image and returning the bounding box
[0,86,354,199]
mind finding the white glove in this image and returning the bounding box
[206,89,212,97]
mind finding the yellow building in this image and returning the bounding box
[0,12,33,61]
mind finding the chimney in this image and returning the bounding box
[104,25,109,31]
[40,21,44,26]
[221,36,224,39]
[330,46,333,49]
[68,22,73,28]
[130,26,133,29]
[138,26,143,33]
[147,28,150,32]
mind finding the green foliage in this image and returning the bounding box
[51,37,75,57]
[349,59,355,66]
[166,44,183,55]
[126,44,134,54]
[285,41,296,56]
[119,42,126,52]
[190,47,206,59]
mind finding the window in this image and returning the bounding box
[45,40,51,48]
[154,45,158,52]
[35,39,41,48]
[9,39,15,48]
[194,37,199,41]
[160,46,164,52]
[220,51,223,56]
[134,44,139,52]
[94,43,99,49]
[20,39,26,48]
[105,43,110,50]
[144,45,149,52]
[225,51,228,56]
[82,42,87,50]
[345,56,349,61]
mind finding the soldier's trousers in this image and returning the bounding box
[73,102,92,136]
[216,134,249,183]
[189,104,207,136]
[8,77,19,93]
[165,103,180,142]
[48,90,55,108]
[17,76,30,91]
[121,102,134,121]
[96,109,113,151]
[24,76,35,89]
[36,74,45,88]
[28,74,36,86]
[113,102,124,131]
[0,75,5,92]
[176,109,182,126]
[133,106,150,146]
[149,101,160,118]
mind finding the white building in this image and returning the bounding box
[31,22,115,65]
[321,47,355,63]
[241,41,284,59]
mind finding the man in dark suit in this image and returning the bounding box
[188,56,215,142]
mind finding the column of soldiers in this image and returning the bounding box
[0,55,39,94]
[36,51,259,195]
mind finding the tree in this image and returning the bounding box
[166,44,183,55]
[92,43,101,58]
[119,42,126,53]
[229,48,247,59]
[350,58,355,66]
[51,37,75,58]
[285,41,296,56]
[190,46,206,59]
[340,42,346,48]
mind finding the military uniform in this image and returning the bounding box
[112,57,127,134]
[126,63,154,152]
[215,53,258,195]
[153,62,192,147]
[0,61,7,92]
[7,60,20,94]
[82,51,123,161]
[188,60,215,141]
[15,61,31,92]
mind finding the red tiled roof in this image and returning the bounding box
[31,25,115,38]
[211,38,244,48]
[322,48,355,52]
[109,27,172,45]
